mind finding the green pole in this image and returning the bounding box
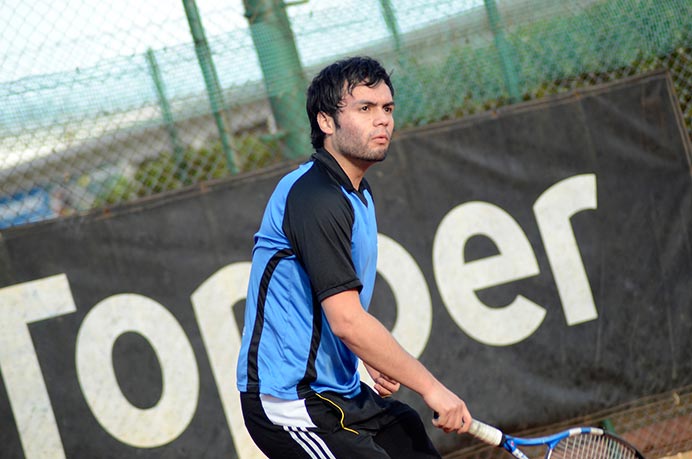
[379,0,402,53]
[484,0,521,103]
[145,48,188,184]
[244,0,311,159]
[182,0,238,173]
[601,418,617,433]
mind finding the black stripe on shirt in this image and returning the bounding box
[297,292,322,398]
[246,248,294,391]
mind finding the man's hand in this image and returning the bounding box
[425,382,472,435]
[365,363,400,397]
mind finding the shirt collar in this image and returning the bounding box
[311,148,357,192]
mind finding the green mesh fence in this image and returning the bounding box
[1,1,692,457]
[1,0,690,227]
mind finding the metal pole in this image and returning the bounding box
[484,0,521,102]
[379,0,402,53]
[244,0,310,159]
[182,0,238,173]
[145,48,188,184]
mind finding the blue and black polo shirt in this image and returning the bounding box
[236,148,378,400]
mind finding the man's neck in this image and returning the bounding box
[324,148,371,190]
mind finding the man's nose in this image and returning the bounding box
[374,108,392,126]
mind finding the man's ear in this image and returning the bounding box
[317,111,335,135]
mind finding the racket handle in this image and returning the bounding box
[468,419,503,446]
[432,413,503,447]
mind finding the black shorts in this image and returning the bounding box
[240,383,441,459]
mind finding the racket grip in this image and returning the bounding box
[468,420,503,446]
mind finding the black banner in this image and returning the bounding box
[1,71,691,458]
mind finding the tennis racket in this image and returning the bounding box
[467,419,645,459]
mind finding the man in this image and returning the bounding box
[237,56,472,458]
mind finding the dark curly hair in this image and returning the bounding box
[306,56,394,149]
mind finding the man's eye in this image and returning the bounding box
[360,106,370,111]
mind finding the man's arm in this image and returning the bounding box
[322,289,472,434]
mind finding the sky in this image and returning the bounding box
[2,0,246,83]
[1,0,484,83]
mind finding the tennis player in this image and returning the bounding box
[236,56,472,458]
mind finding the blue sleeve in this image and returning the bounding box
[282,166,362,302]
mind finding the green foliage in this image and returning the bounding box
[92,175,137,207]
[94,132,283,207]
[392,0,692,128]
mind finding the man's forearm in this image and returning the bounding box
[322,289,473,433]
[323,291,437,397]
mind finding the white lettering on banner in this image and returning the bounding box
[0,274,74,459]
[433,173,598,346]
[75,294,199,448]
[190,262,265,459]
[0,173,598,458]
[359,234,433,385]
[434,202,546,346]
[534,174,598,325]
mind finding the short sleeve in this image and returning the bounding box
[282,169,362,302]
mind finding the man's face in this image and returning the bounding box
[330,82,395,163]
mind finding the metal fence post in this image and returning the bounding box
[145,48,188,183]
[484,0,521,102]
[182,0,238,173]
[379,0,402,53]
[243,0,311,159]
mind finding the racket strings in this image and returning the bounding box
[549,433,639,459]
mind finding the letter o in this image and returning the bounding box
[359,234,433,383]
[377,233,433,356]
[75,294,199,448]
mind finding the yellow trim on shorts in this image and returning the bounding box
[315,393,359,435]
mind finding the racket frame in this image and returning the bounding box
[468,419,644,459]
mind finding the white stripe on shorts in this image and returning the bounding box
[259,394,317,428]
[285,426,336,459]
[259,394,336,458]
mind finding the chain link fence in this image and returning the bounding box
[1,0,690,228]
[1,1,691,456]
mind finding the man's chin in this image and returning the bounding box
[367,147,389,162]
[360,152,387,163]
[368,153,387,163]
[343,149,388,163]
